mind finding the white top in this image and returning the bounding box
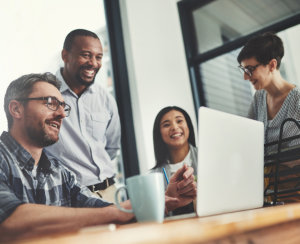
[167,148,194,175]
[152,145,198,189]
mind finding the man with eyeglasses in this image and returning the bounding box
[237,32,300,203]
[45,29,121,203]
[0,73,197,241]
[0,73,136,241]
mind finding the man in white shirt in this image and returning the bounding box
[45,29,197,206]
[45,29,120,202]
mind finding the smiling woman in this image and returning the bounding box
[237,32,300,204]
[237,32,300,150]
[152,106,197,215]
[159,110,190,151]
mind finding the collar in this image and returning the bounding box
[0,131,52,173]
[56,68,97,96]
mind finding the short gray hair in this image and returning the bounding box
[4,72,61,130]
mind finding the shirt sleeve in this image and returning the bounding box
[0,162,24,223]
[104,93,121,160]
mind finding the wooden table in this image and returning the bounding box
[13,203,300,244]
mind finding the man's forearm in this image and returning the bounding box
[0,203,132,241]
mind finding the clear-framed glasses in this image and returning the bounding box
[238,63,261,77]
[17,96,71,117]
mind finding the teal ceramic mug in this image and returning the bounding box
[115,172,165,223]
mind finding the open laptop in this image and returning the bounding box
[165,107,264,221]
[196,107,264,217]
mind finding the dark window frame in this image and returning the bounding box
[178,0,300,117]
[104,0,140,178]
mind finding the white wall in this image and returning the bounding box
[119,0,196,173]
[0,0,107,132]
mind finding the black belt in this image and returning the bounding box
[87,177,115,191]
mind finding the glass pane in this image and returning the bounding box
[200,48,253,117]
[96,28,115,94]
[193,0,300,54]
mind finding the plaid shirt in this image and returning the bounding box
[0,132,111,223]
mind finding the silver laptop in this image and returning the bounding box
[196,107,264,217]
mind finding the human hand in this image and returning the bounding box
[165,164,197,212]
[115,200,135,223]
[164,195,179,214]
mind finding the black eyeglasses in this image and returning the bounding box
[238,63,261,77]
[17,96,71,117]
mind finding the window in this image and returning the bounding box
[200,48,253,116]
[178,0,300,117]
[192,0,300,54]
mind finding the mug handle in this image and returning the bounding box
[115,186,133,213]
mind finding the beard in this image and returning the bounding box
[26,120,59,148]
[75,65,99,87]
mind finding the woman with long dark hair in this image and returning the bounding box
[152,106,197,215]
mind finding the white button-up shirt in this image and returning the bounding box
[45,69,121,186]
